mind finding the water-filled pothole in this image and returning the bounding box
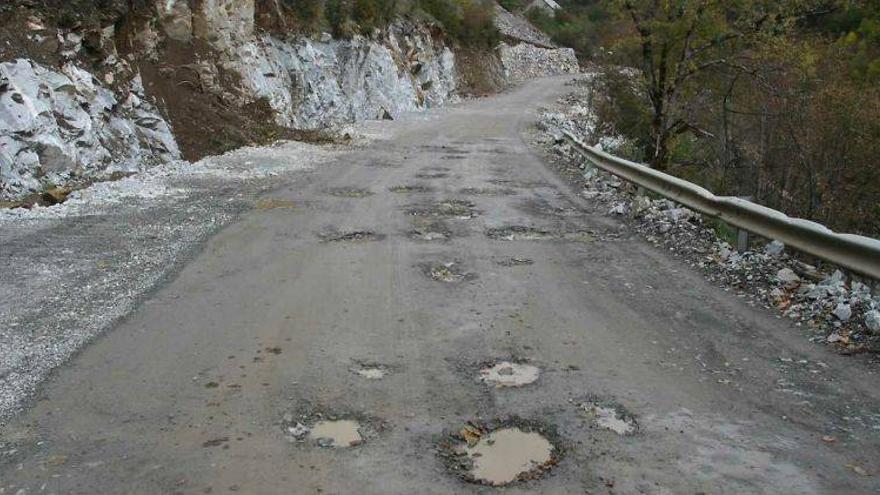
[439,420,560,486]
[480,361,540,387]
[485,226,554,241]
[319,231,384,242]
[283,411,386,448]
[308,420,363,448]
[406,200,477,219]
[325,187,373,198]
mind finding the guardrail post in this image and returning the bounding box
[736,228,750,252]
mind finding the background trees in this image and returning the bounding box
[538,0,880,237]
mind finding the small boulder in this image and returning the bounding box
[833,303,852,322]
[764,240,785,257]
[776,268,800,285]
[865,310,880,333]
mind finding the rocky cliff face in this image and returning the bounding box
[0,59,179,200]
[0,0,458,201]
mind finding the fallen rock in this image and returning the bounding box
[866,310,880,333]
[776,268,800,285]
[833,303,852,322]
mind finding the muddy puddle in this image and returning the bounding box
[308,420,364,448]
[440,421,559,486]
[390,184,432,194]
[319,231,384,242]
[406,200,477,219]
[583,402,638,435]
[325,187,374,198]
[480,361,540,387]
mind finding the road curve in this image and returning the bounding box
[1,77,878,494]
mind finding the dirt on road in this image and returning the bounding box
[1,77,879,494]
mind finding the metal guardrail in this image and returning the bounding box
[562,130,880,280]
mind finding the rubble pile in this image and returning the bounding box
[533,77,880,353]
[498,43,579,82]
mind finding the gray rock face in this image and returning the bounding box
[0,59,180,200]
[498,42,579,81]
[226,23,457,129]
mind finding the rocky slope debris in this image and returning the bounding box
[534,77,880,353]
[494,5,555,48]
[498,42,578,81]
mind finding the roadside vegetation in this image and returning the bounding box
[273,0,499,47]
[535,0,880,238]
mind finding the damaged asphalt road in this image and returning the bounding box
[1,77,880,494]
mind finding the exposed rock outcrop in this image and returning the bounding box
[0,59,179,200]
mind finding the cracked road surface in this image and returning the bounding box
[2,78,879,494]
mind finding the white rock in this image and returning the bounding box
[776,268,800,284]
[833,303,852,322]
[865,310,880,333]
[764,240,785,257]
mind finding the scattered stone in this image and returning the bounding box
[765,240,785,257]
[834,303,852,322]
[777,268,800,285]
[865,310,880,333]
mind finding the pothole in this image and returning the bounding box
[319,230,385,242]
[495,257,534,267]
[439,420,560,486]
[415,172,449,179]
[459,187,516,196]
[325,187,373,198]
[422,261,475,283]
[406,200,477,219]
[582,401,638,435]
[409,221,452,242]
[479,361,540,387]
[282,411,386,447]
[487,179,553,189]
[390,184,432,194]
[308,420,363,448]
[485,226,553,241]
[518,198,584,218]
[350,361,393,380]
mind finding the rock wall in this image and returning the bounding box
[498,42,579,81]
[0,59,180,200]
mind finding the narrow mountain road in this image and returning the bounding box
[2,77,879,494]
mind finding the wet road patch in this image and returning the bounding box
[581,400,638,435]
[319,230,385,242]
[325,187,374,198]
[406,200,477,219]
[390,184,432,194]
[438,419,561,486]
[479,361,540,387]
